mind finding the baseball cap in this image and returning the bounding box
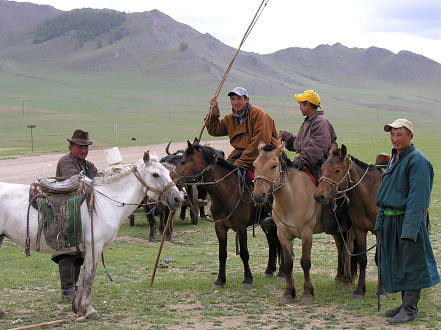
[228,87,249,98]
[384,118,414,134]
[294,90,321,108]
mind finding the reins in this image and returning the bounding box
[174,164,252,223]
[319,155,377,256]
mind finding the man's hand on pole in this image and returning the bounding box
[209,96,220,116]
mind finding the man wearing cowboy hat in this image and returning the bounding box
[53,129,98,300]
[56,129,98,180]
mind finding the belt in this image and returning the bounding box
[384,208,405,216]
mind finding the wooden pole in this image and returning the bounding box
[11,318,68,330]
[197,0,269,141]
[149,210,175,286]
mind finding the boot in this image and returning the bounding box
[385,291,404,317]
[260,216,276,234]
[389,289,420,324]
[58,256,76,300]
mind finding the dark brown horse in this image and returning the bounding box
[252,142,353,304]
[314,143,387,299]
[175,139,283,288]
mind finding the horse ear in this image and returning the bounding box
[193,137,200,146]
[143,151,150,163]
[187,140,192,148]
[275,142,285,157]
[340,144,347,158]
[331,142,338,153]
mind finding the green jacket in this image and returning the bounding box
[375,144,439,292]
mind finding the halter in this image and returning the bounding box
[131,167,176,202]
[253,162,285,194]
[318,155,370,200]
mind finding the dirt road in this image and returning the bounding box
[0,140,232,184]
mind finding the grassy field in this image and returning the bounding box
[1,64,441,328]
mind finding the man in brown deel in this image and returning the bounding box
[53,129,97,299]
[207,87,279,227]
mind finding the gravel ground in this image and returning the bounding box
[0,140,233,184]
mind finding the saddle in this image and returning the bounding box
[28,175,85,253]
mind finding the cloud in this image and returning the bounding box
[365,1,441,39]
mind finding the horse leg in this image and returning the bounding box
[237,227,253,288]
[300,230,314,304]
[375,232,387,300]
[352,228,367,300]
[213,223,228,289]
[278,234,296,305]
[333,232,354,290]
[72,249,100,320]
[0,308,5,318]
[179,205,186,221]
[260,220,278,277]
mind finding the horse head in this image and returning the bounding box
[175,138,224,181]
[314,143,351,204]
[252,142,285,205]
[139,151,183,210]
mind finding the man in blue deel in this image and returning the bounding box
[375,118,440,324]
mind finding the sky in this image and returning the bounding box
[13,0,441,64]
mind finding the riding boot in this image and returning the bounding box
[58,256,76,300]
[385,291,404,317]
[389,289,420,324]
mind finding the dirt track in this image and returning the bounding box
[0,140,232,184]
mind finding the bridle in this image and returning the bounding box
[253,160,285,194]
[318,155,370,201]
[131,166,176,202]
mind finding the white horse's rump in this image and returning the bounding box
[0,151,183,320]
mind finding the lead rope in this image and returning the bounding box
[88,190,96,272]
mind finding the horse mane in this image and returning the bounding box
[94,163,136,185]
[262,144,296,171]
[191,144,234,170]
[331,148,371,170]
[93,154,160,185]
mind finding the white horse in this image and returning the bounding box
[0,151,183,320]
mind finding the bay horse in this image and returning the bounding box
[252,142,350,304]
[314,143,387,300]
[0,152,183,320]
[175,139,283,289]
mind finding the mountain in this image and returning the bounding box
[1,0,441,97]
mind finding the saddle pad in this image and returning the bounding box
[38,193,83,251]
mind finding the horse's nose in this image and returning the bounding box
[253,192,267,205]
[314,193,326,204]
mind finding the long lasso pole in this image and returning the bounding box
[150,210,175,286]
[197,0,270,141]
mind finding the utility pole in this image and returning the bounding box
[17,97,27,119]
[27,124,36,152]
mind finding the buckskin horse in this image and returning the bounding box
[252,142,357,304]
[0,152,183,319]
[314,143,387,300]
[175,139,283,289]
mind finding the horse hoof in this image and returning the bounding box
[352,293,363,300]
[264,271,274,278]
[166,236,173,242]
[279,296,295,305]
[0,309,6,318]
[85,307,100,320]
[277,274,285,281]
[334,276,344,284]
[241,282,253,289]
[301,296,314,304]
[212,283,224,289]
[342,283,353,291]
